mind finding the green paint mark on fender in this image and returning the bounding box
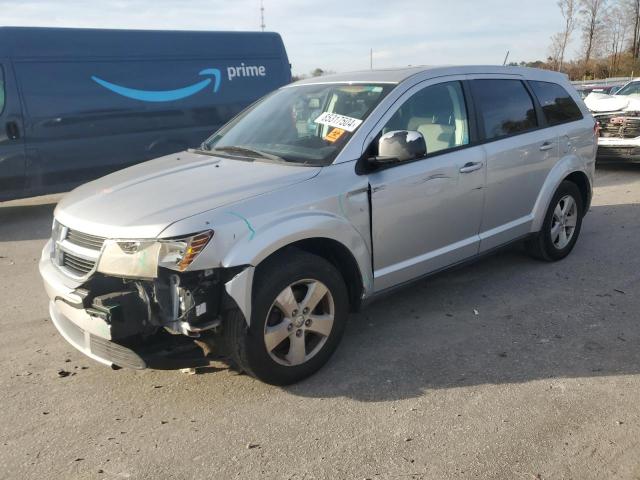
[226,212,256,240]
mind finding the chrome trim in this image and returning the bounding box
[52,223,107,282]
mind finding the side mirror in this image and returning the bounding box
[374,130,427,165]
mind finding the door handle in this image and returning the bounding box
[6,121,20,140]
[459,161,483,173]
[539,141,554,151]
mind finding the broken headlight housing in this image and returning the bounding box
[157,231,214,272]
[97,230,213,278]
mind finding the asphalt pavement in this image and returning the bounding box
[0,165,639,480]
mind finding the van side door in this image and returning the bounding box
[0,60,26,200]
[468,76,559,252]
[366,78,486,292]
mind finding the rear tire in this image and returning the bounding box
[224,249,349,385]
[525,180,584,261]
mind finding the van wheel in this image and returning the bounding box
[525,180,584,261]
[224,250,349,385]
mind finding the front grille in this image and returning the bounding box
[597,114,640,139]
[66,229,106,250]
[62,251,96,276]
[52,224,106,279]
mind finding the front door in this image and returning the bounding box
[367,79,486,292]
[0,60,27,200]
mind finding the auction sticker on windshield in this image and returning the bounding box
[314,112,363,132]
[324,128,346,143]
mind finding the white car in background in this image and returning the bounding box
[585,79,640,163]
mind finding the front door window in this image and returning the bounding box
[380,81,470,156]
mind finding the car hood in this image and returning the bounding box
[55,151,321,239]
[584,92,640,113]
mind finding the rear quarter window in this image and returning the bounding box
[529,81,583,126]
[470,79,538,140]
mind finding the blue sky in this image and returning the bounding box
[2,0,579,75]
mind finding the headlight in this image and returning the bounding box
[96,230,213,278]
[158,230,213,272]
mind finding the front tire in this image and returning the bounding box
[525,180,584,261]
[224,249,349,385]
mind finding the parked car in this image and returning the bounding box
[577,86,598,99]
[0,27,291,201]
[39,66,596,385]
[584,78,640,163]
[576,83,625,98]
[605,84,624,95]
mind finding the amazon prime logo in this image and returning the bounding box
[91,68,221,103]
[92,63,268,103]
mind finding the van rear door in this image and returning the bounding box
[0,60,27,200]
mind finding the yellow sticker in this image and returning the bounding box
[324,128,346,143]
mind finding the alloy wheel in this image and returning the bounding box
[263,279,335,366]
[551,194,578,250]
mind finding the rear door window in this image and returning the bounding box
[529,81,583,125]
[470,79,538,140]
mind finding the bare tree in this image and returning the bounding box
[604,3,630,74]
[580,0,607,65]
[627,0,640,58]
[556,0,578,70]
[548,33,564,70]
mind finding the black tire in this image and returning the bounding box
[525,180,584,261]
[224,249,349,385]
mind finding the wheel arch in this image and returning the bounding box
[564,170,592,214]
[222,213,373,325]
[267,237,365,312]
[531,157,593,232]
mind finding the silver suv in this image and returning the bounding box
[40,66,597,384]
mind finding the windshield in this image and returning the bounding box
[203,83,393,166]
[614,81,640,96]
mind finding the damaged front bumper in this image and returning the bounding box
[39,239,250,369]
[595,113,640,163]
[596,137,640,163]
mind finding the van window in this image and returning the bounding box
[381,81,469,155]
[529,81,583,125]
[471,79,537,140]
[0,66,5,115]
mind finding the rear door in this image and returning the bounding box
[468,76,559,252]
[0,60,27,200]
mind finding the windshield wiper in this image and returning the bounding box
[211,146,285,162]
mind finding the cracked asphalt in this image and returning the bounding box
[1,165,639,480]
